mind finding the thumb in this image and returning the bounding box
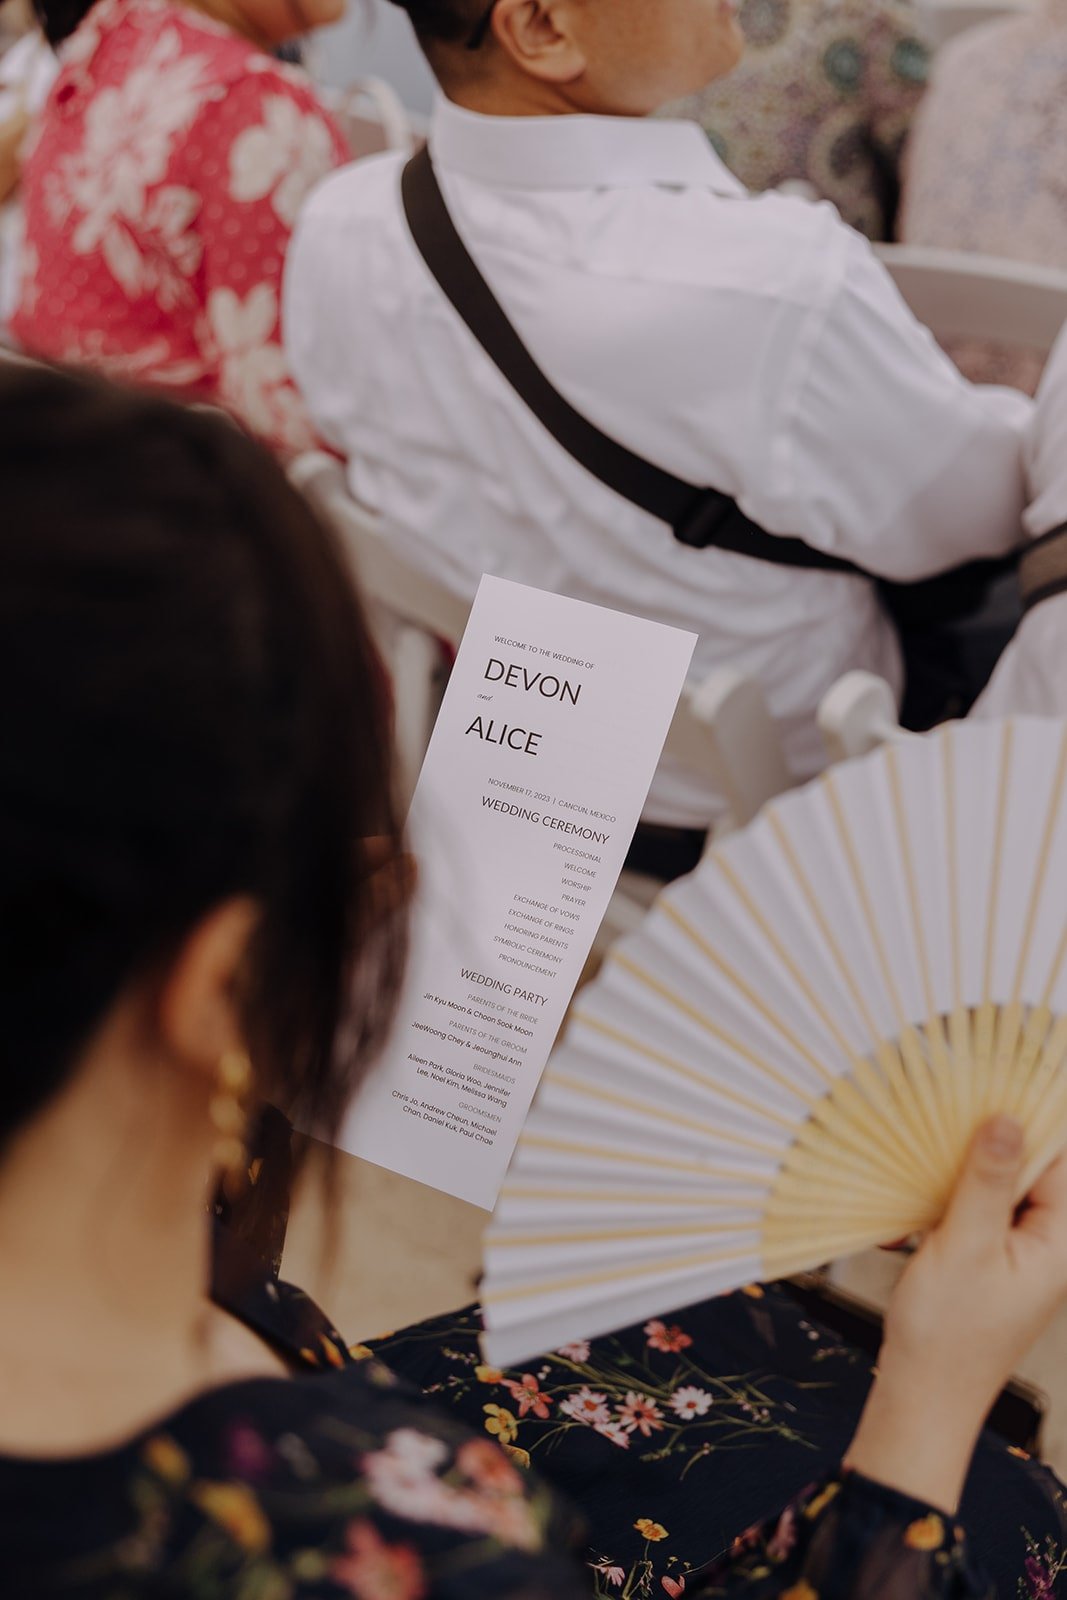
[941,1116,1025,1253]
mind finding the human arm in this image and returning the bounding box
[764,224,1033,580]
[175,70,346,455]
[690,1118,1067,1599]
[1025,322,1067,540]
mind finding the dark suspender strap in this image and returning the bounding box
[1019,520,1067,615]
[400,147,865,578]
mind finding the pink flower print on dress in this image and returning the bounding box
[644,1320,693,1354]
[331,1520,427,1600]
[592,1560,626,1587]
[560,1387,612,1426]
[502,1374,552,1420]
[617,1393,665,1438]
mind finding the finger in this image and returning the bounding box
[1017,1146,1067,1258]
[940,1116,1025,1254]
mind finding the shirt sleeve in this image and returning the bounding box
[173,67,347,456]
[768,224,1033,580]
[689,1472,992,1600]
[1025,323,1067,539]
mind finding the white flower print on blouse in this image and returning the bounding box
[227,93,336,227]
[205,281,316,454]
[46,28,217,294]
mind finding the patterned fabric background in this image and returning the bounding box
[673,0,929,239]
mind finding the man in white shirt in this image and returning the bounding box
[976,324,1067,722]
[285,0,1031,839]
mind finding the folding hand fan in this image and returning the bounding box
[480,717,1067,1368]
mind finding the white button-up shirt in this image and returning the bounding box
[286,97,1031,827]
[976,324,1067,722]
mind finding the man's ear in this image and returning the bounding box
[492,0,587,83]
[157,898,261,1084]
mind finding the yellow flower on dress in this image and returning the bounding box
[476,1364,504,1384]
[142,1434,191,1485]
[349,1344,375,1361]
[634,1518,669,1542]
[320,1335,346,1370]
[781,1582,817,1600]
[504,1445,532,1469]
[483,1404,518,1444]
[803,1482,841,1520]
[905,1515,945,1551]
[741,1284,765,1299]
[192,1482,272,1553]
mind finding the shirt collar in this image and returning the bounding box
[429,93,746,196]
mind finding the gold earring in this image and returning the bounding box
[211,1048,253,1193]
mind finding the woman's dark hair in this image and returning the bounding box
[32,0,93,48]
[385,0,484,46]
[0,364,408,1152]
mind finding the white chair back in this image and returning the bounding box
[289,452,469,804]
[317,75,418,160]
[817,671,909,765]
[876,245,1067,352]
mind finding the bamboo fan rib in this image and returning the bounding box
[481,717,1067,1368]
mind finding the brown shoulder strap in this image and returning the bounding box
[400,147,866,578]
[1019,521,1067,615]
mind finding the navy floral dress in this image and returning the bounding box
[2,1248,1062,1600]
[368,1287,1067,1600]
[0,1271,1057,1598]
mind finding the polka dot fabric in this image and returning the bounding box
[11,0,348,454]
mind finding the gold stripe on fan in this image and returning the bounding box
[989,721,1067,1117]
[575,1011,796,1132]
[656,900,927,1190]
[609,951,819,1108]
[766,1042,951,1241]
[518,1132,762,1187]
[1012,1012,1067,1128]
[1018,1052,1067,1195]
[481,1244,756,1308]
[657,902,836,1089]
[884,745,959,1161]
[978,723,1015,1114]
[484,1211,923,1310]
[543,1068,782,1158]
[823,769,947,1174]
[1006,725,1067,1000]
[709,854,934,1189]
[941,728,977,1144]
[1013,1015,1067,1190]
[499,1186,744,1207]
[485,1219,759,1250]
[766,806,939,1190]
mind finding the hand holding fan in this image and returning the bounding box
[481,717,1067,1368]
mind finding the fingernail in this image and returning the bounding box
[982,1116,1023,1159]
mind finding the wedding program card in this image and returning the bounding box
[339,576,696,1208]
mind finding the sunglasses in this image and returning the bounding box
[466,0,498,48]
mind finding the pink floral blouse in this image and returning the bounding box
[11,0,348,454]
